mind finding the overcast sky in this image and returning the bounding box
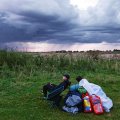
[0,0,120,51]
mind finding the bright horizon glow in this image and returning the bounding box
[3,42,120,52]
[70,0,99,10]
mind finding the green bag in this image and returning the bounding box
[78,87,87,94]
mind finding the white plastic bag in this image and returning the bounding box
[79,79,113,112]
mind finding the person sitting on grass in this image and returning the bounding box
[42,74,71,107]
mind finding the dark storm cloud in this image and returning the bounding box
[0,11,120,44]
[0,11,78,43]
[0,0,120,45]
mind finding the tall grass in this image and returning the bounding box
[0,50,120,76]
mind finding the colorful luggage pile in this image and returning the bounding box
[62,86,104,115]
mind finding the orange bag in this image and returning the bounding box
[90,94,104,115]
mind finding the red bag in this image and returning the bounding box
[82,93,92,113]
[90,94,104,115]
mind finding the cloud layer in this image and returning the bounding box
[1,42,120,52]
[0,0,120,44]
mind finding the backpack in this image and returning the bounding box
[82,93,92,113]
[63,91,83,113]
[90,94,104,115]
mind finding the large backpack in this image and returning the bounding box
[90,94,104,115]
[63,91,83,113]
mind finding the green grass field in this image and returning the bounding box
[0,50,120,120]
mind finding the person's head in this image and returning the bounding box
[76,76,83,82]
[63,74,70,80]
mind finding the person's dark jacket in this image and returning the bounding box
[56,80,70,90]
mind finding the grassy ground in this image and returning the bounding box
[0,50,120,120]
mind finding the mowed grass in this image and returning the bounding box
[0,50,120,120]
